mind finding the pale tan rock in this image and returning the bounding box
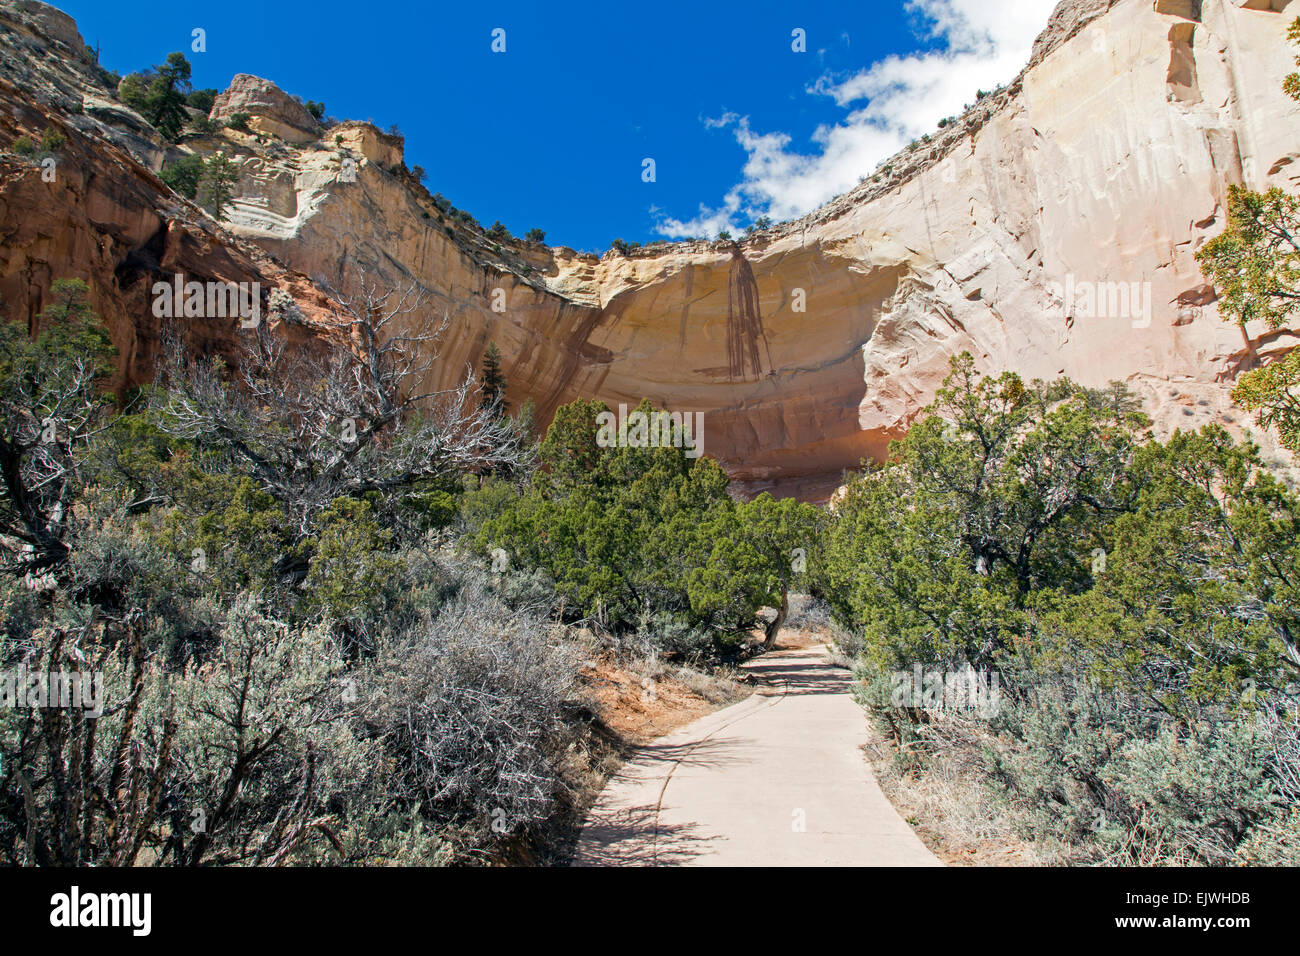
[219,0,1298,497]
[211,74,320,144]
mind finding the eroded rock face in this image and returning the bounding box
[224,0,1298,497]
[211,74,321,144]
[2,0,1298,498]
[0,82,339,391]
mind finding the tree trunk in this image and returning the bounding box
[762,586,789,650]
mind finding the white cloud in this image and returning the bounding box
[654,0,1058,239]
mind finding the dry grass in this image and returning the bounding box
[863,714,1072,867]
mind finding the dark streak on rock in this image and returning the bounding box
[726,247,771,381]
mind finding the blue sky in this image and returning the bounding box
[57,0,1056,252]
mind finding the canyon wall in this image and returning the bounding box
[2,0,1298,498]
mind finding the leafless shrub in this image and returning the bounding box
[152,274,530,537]
[0,303,112,577]
[784,593,831,632]
[358,578,580,834]
[1258,706,1300,802]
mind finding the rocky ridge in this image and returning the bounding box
[1,0,1297,498]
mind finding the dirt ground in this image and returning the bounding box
[578,655,749,746]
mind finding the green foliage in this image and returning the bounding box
[1198,186,1300,332]
[822,354,1147,671]
[39,126,66,152]
[1283,16,1300,102]
[12,127,64,158]
[225,111,251,132]
[116,72,148,113]
[1196,188,1300,453]
[479,398,819,647]
[198,151,241,220]
[150,470,297,599]
[3,279,116,396]
[827,354,1300,863]
[525,227,546,243]
[302,496,401,634]
[159,153,205,199]
[479,341,507,418]
[1195,27,1300,453]
[1033,427,1299,721]
[119,52,193,141]
[186,88,218,114]
[1232,350,1300,453]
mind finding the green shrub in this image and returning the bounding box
[302,496,402,646]
[1237,805,1300,865]
[479,398,818,647]
[827,354,1300,864]
[159,153,205,199]
[186,88,218,114]
[39,127,66,152]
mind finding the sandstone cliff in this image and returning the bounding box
[2,0,1297,499]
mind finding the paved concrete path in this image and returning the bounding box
[574,645,942,866]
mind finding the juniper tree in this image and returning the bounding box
[160,154,205,200]
[1197,186,1300,454]
[1196,19,1300,453]
[479,341,508,419]
[198,152,241,221]
[0,279,115,577]
[478,397,820,645]
[119,52,192,140]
